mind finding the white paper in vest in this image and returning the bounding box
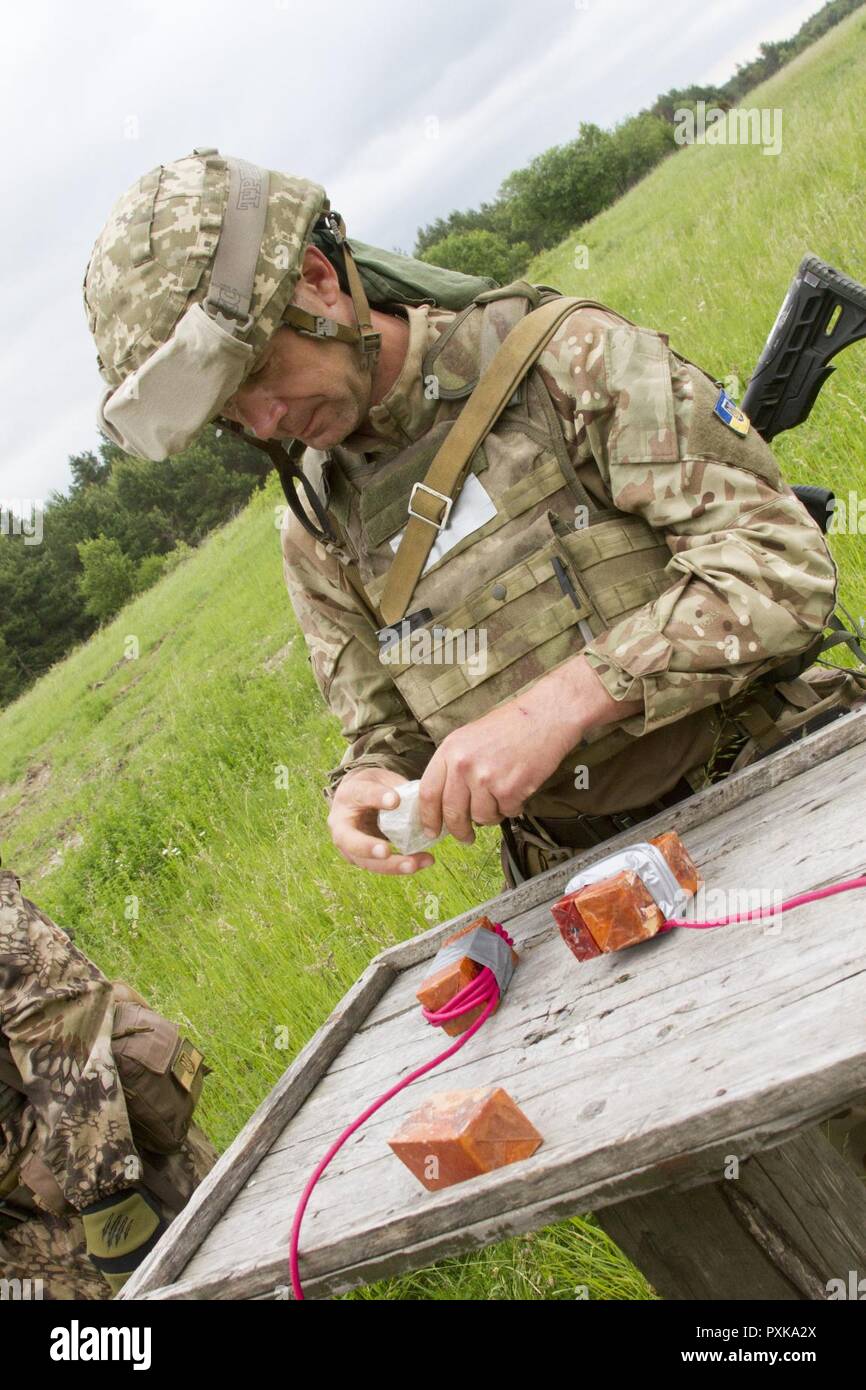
[387,475,497,577]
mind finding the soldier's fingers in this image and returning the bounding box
[440,771,475,845]
[330,818,396,863]
[338,845,435,875]
[469,785,502,826]
[418,757,447,838]
[342,776,404,813]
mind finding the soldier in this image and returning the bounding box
[82,151,866,1184]
[0,868,216,1298]
[83,149,865,886]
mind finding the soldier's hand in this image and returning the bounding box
[327,768,436,875]
[417,655,642,844]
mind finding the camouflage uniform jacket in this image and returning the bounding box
[280,288,838,817]
[0,870,138,1213]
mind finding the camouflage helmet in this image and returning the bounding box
[83,148,379,460]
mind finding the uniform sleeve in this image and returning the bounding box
[280,512,436,798]
[0,871,137,1209]
[539,307,839,739]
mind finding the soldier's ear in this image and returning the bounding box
[296,244,342,309]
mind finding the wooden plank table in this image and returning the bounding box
[121,707,866,1301]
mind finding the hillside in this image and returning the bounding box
[1,10,864,1301]
[530,8,866,619]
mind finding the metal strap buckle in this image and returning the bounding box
[360,329,382,356]
[408,481,453,531]
[203,296,255,337]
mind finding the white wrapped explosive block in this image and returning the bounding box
[377,779,445,855]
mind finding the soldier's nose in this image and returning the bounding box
[238,394,285,441]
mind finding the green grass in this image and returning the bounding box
[2,10,865,1300]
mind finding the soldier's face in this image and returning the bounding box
[220,249,372,449]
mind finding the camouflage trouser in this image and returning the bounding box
[0,1208,106,1300]
[1,868,218,1297]
[0,1123,217,1300]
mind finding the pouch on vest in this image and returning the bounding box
[380,510,597,741]
[723,664,866,769]
[111,999,209,1155]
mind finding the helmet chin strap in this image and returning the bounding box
[216,213,380,546]
[218,419,337,545]
[281,212,381,364]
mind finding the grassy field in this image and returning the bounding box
[2,10,865,1300]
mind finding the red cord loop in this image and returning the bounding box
[289,924,513,1299]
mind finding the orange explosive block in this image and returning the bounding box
[552,831,702,961]
[416,916,519,1036]
[388,1086,543,1191]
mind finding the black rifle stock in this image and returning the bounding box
[742,253,866,535]
[743,253,866,443]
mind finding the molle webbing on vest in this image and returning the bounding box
[557,517,675,627]
[384,526,594,731]
[362,453,580,610]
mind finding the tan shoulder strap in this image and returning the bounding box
[379,295,601,626]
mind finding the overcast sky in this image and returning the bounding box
[0,0,820,501]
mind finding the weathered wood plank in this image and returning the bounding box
[136,1106,866,1301]
[175,738,866,1211]
[598,1128,866,1300]
[352,730,866,1036]
[180,816,866,1284]
[177,981,866,1291]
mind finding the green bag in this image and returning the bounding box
[311,226,499,311]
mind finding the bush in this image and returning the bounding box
[420,229,532,283]
[77,536,135,623]
[134,553,167,593]
[162,541,195,574]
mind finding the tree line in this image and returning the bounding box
[414,0,862,277]
[0,430,269,707]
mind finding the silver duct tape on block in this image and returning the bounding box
[564,842,688,920]
[425,926,515,997]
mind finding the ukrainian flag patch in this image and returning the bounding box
[714,388,751,436]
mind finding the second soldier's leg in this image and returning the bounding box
[0,1211,109,1300]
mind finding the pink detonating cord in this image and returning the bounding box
[288,922,515,1300]
[660,874,866,931]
